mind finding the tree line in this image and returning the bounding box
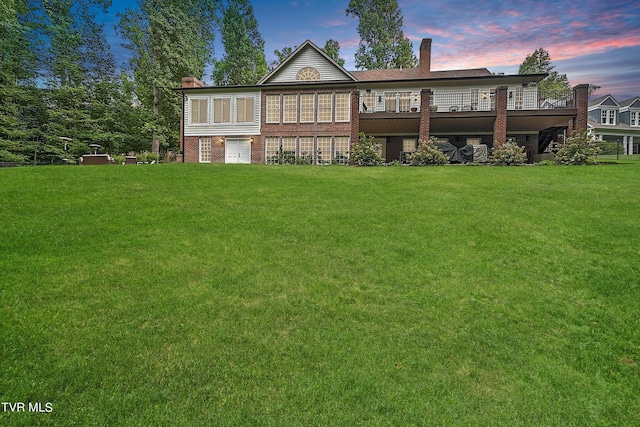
[0,0,580,164]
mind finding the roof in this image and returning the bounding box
[589,94,620,108]
[257,40,356,85]
[619,97,640,108]
[350,68,493,81]
[588,117,640,133]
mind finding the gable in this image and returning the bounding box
[260,42,355,84]
[622,98,640,109]
[601,97,619,107]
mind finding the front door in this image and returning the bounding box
[225,139,251,164]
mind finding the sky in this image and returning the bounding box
[102,0,640,100]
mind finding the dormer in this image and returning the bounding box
[588,95,620,126]
[258,40,356,85]
[619,97,640,127]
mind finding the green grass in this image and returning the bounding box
[1,163,639,426]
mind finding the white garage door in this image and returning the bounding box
[225,139,252,164]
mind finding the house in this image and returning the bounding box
[588,95,640,155]
[175,39,589,164]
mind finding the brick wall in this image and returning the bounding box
[350,90,360,145]
[185,136,263,163]
[573,84,590,132]
[419,89,431,141]
[493,86,508,146]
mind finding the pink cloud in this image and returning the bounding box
[323,19,348,27]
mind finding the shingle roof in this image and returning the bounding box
[350,67,493,82]
[619,97,640,107]
[588,94,616,107]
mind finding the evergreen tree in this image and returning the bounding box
[38,0,117,161]
[0,0,41,162]
[212,0,266,85]
[346,0,417,70]
[118,0,220,153]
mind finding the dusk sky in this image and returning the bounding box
[102,0,640,100]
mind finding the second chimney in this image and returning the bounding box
[419,38,432,78]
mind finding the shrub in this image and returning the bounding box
[554,130,601,165]
[406,137,449,165]
[536,159,554,166]
[489,141,527,165]
[351,132,383,166]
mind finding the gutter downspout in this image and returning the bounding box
[181,91,185,163]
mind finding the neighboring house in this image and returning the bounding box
[588,95,640,155]
[176,39,589,164]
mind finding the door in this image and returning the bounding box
[225,139,252,164]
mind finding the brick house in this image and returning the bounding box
[176,39,589,164]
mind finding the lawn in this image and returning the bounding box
[1,162,639,426]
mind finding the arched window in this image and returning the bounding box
[296,67,320,81]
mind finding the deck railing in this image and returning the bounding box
[359,88,576,113]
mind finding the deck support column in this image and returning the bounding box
[419,89,432,141]
[493,86,508,147]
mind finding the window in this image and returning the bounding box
[402,138,417,153]
[299,137,314,163]
[300,94,315,122]
[213,98,231,123]
[335,93,350,122]
[283,95,297,123]
[601,109,616,125]
[282,137,297,163]
[236,97,254,123]
[335,137,350,165]
[385,92,397,112]
[318,94,332,122]
[190,98,208,124]
[266,95,280,123]
[265,137,279,164]
[399,92,411,112]
[630,111,639,127]
[514,87,523,110]
[466,138,482,145]
[199,138,211,163]
[317,137,332,165]
[296,67,320,81]
[362,92,375,113]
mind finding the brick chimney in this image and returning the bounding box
[419,38,432,78]
[181,77,205,88]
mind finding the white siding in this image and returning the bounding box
[184,92,261,136]
[268,46,352,83]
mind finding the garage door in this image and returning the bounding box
[225,139,252,164]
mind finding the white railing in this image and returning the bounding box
[360,91,421,113]
[359,88,575,113]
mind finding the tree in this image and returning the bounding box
[212,0,266,85]
[518,47,570,94]
[322,39,345,67]
[0,0,40,162]
[118,0,220,154]
[346,0,417,70]
[37,0,117,161]
[519,48,601,96]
